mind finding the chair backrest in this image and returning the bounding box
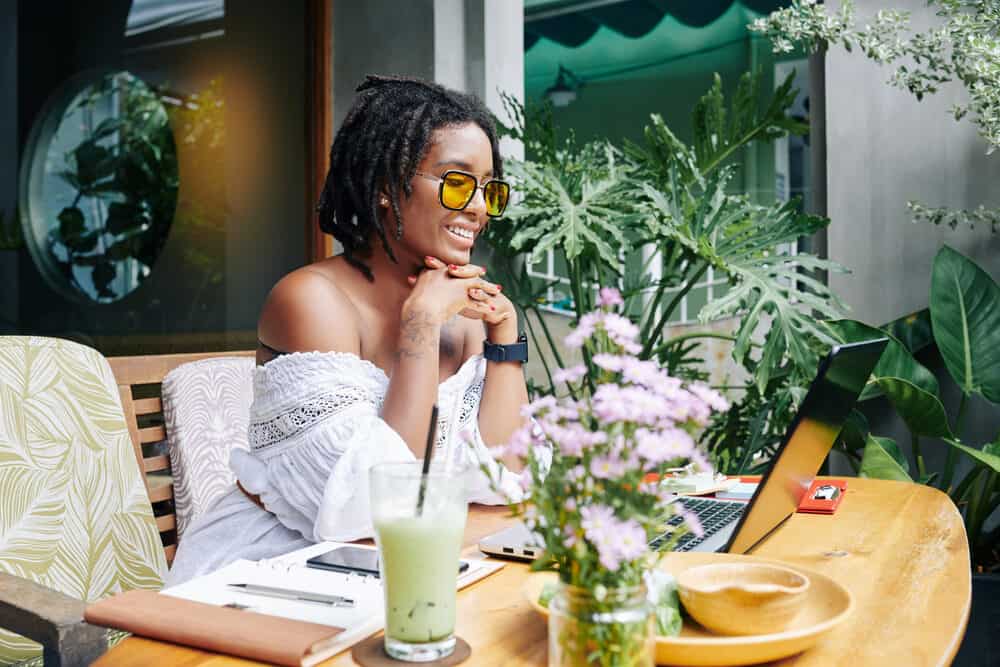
[106,350,255,566]
[161,356,255,539]
[0,336,168,664]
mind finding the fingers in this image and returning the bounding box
[444,262,486,279]
[467,283,502,301]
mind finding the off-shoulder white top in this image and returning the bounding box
[166,351,527,585]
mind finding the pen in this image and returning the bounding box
[227,583,355,607]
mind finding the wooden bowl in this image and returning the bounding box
[676,563,810,636]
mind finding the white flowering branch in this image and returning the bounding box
[752,0,1000,151]
[750,0,1000,231]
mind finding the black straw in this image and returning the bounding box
[416,404,439,516]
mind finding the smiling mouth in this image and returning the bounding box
[446,225,475,241]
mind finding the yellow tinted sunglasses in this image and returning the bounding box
[415,170,511,218]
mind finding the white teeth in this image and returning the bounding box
[447,226,474,240]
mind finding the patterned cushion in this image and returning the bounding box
[0,336,166,665]
[161,357,254,538]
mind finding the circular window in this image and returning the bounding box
[19,70,178,304]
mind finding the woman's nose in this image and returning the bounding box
[466,185,488,219]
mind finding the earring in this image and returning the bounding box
[380,196,389,206]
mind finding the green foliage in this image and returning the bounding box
[700,369,802,474]
[751,0,1000,151]
[692,71,808,176]
[49,71,178,302]
[831,247,1000,570]
[751,0,1000,231]
[930,245,1000,402]
[859,435,912,482]
[909,201,1000,234]
[878,377,954,439]
[486,70,841,474]
[503,143,637,271]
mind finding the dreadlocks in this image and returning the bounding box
[316,74,503,281]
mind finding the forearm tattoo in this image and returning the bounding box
[397,309,439,360]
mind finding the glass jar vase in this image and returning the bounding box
[548,582,655,667]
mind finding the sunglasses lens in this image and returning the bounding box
[441,172,476,210]
[484,181,510,217]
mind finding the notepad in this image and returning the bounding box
[87,541,504,667]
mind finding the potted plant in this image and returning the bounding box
[480,289,728,666]
[827,246,1000,571]
[487,71,845,475]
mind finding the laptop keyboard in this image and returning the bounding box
[649,497,746,552]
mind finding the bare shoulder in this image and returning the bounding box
[257,264,362,356]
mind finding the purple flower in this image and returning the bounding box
[589,454,626,479]
[553,364,587,384]
[597,545,622,571]
[592,353,628,373]
[678,506,705,538]
[563,525,579,549]
[615,519,648,561]
[689,383,730,412]
[580,504,616,539]
[597,287,624,307]
[505,425,534,458]
[565,312,601,349]
[521,395,557,419]
[601,313,641,353]
[635,427,695,465]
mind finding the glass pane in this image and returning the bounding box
[21,72,177,304]
[7,3,309,354]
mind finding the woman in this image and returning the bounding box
[166,75,532,584]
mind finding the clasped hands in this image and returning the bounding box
[405,256,516,338]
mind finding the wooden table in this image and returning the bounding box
[95,478,971,666]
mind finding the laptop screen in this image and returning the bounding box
[725,339,887,554]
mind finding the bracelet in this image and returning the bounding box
[482,333,528,363]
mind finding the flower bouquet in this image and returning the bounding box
[483,288,729,667]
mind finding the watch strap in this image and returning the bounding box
[483,333,528,363]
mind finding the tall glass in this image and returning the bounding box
[370,461,468,662]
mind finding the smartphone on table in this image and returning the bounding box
[305,546,470,578]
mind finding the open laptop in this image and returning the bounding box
[479,338,888,559]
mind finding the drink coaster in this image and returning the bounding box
[351,635,471,666]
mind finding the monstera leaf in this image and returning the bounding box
[638,161,845,391]
[693,70,808,176]
[930,246,1000,403]
[504,143,638,270]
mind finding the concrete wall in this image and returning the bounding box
[825,0,1000,486]
[332,0,523,143]
[826,0,1000,326]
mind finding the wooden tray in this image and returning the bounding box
[523,552,854,666]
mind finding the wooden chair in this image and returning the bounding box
[107,351,256,566]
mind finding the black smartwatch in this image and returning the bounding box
[483,333,528,363]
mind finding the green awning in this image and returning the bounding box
[525,0,787,49]
[526,1,780,99]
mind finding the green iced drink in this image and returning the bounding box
[370,461,468,662]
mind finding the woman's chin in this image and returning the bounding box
[437,247,472,266]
